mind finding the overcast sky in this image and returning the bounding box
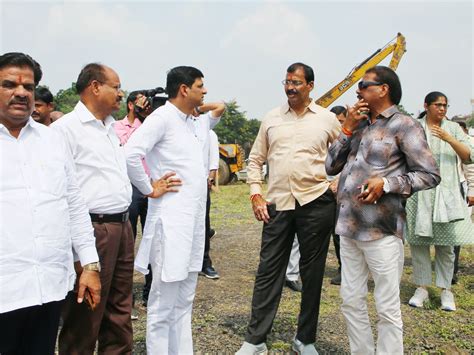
[1,0,472,119]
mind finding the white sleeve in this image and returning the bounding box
[125,113,166,195]
[61,136,98,266]
[208,112,221,130]
[209,130,220,171]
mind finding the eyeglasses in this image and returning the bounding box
[282,79,304,87]
[358,80,384,90]
[430,103,449,109]
[97,81,122,92]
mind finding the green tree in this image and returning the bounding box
[54,82,127,119]
[213,101,261,149]
[54,83,79,114]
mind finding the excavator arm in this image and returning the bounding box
[315,33,406,108]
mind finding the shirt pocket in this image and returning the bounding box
[363,138,394,168]
[38,159,67,197]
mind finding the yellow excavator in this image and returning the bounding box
[316,33,406,108]
[218,33,406,185]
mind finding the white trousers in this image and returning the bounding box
[146,254,199,355]
[340,235,404,355]
[286,236,300,281]
[410,244,454,289]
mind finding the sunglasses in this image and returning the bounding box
[358,80,384,90]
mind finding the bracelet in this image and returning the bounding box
[250,194,262,202]
[341,126,353,136]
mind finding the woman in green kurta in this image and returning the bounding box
[406,92,474,312]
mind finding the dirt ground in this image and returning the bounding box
[130,184,474,354]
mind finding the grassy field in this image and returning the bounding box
[132,183,474,354]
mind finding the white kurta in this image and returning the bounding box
[125,101,219,282]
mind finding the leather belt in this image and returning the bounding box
[90,210,129,224]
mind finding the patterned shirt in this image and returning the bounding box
[326,105,440,241]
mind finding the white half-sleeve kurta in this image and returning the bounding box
[125,101,219,282]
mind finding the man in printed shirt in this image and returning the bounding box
[237,62,341,355]
[326,66,440,355]
[53,63,136,354]
[0,52,100,354]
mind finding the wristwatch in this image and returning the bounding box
[382,177,390,194]
[83,262,101,272]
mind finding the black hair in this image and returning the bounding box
[166,66,204,99]
[365,66,402,105]
[330,105,347,116]
[0,52,42,85]
[417,91,448,119]
[126,90,147,113]
[287,62,314,83]
[35,86,53,104]
[457,121,467,131]
[75,63,107,94]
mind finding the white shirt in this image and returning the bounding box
[125,101,219,282]
[209,130,219,171]
[52,101,132,214]
[195,113,221,173]
[0,119,98,313]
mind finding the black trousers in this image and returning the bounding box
[129,184,152,302]
[246,189,336,345]
[333,234,341,270]
[202,186,213,269]
[0,301,62,355]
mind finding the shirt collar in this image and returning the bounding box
[75,100,116,127]
[166,101,194,122]
[378,105,399,120]
[282,99,318,115]
[0,117,41,138]
[118,115,141,128]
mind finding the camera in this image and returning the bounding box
[142,87,168,112]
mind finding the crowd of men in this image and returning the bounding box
[0,51,472,355]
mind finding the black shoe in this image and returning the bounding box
[209,229,217,240]
[452,274,458,285]
[200,266,220,279]
[285,279,302,292]
[331,273,341,285]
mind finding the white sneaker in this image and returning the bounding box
[440,289,456,311]
[292,338,319,355]
[408,287,429,308]
[235,341,268,355]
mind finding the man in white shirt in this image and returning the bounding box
[0,52,100,354]
[125,66,219,355]
[198,109,225,279]
[53,63,135,354]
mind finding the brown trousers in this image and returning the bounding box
[59,221,134,355]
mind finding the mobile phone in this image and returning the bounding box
[360,184,369,194]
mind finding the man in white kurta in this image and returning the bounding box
[125,66,219,355]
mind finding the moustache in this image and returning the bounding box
[286,90,298,96]
[10,97,29,105]
[31,110,39,116]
